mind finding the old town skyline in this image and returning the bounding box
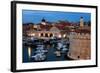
[22,10,91,24]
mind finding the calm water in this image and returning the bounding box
[23,43,73,63]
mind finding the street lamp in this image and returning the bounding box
[32,33,35,36]
[63,34,66,38]
[58,34,61,38]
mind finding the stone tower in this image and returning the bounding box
[80,17,84,27]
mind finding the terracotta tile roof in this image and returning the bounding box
[74,29,90,33]
[40,24,53,31]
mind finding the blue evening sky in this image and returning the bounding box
[22,10,91,24]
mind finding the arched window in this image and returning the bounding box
[45,33,48,37]
[41,33,43,37]
[50,33,53,37]
[78,56,80,59]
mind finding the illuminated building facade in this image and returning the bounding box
[26,18,67,39]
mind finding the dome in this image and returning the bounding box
[42,18,46,22]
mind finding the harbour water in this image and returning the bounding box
[23,40,73,63]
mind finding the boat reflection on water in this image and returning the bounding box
[23,44,49,62]
[28,47,32,60]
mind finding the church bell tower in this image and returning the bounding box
[41,18,46,25]
[80,17,84,27]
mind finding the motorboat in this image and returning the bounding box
[31,53,46,61]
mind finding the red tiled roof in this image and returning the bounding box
[40,24,53,30]
[74,29,90,33]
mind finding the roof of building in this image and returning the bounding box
[74,28,90,34]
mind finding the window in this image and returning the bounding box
[50,33,53,37]
[45,33,48,37]
[41,33,43,37]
